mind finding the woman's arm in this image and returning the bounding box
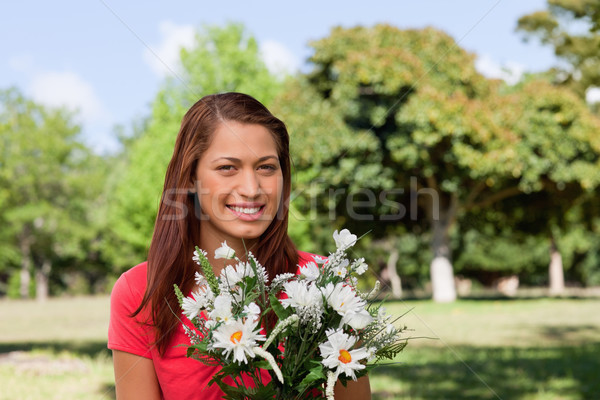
[113,350,162,399]
[333,375,371,399]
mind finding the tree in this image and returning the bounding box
[0,88,105,300]
[106,23,284,270]
[274,25,600,301]
[517,0,600,103]
[469,77,600,293]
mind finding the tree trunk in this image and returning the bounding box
[20,265,31,299]
[430,212,457,303]
[387,247,402,299]
[35,258,52,302]
[549,237,565,296]
[19,234,33,299]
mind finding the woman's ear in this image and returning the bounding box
[188,181,197,196]
[188,170,198,195]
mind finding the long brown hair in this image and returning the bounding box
[134,92,298,355]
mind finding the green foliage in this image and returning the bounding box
[0,87,108,298]
[295,362,326,394]
[178,23,283,107]
[517,0,600,99]
[556,201,600,285]
[275,24,600,292]
[6,271,35,299]
[195,247,220,295]
[455,227,549,276]
[174,284,185,308]
[269,293,290,321]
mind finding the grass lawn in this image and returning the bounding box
[0,295,599,399]
[372,297,600,399]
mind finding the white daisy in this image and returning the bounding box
[281,280,323,309]
[220,262,254,288]
[319,328,369,380]
[299,261,320,281]
[181,290,205,320]
[321,282,362,315]
[214,240,236,259]
[313,255,328,264]
[211,318,266,364]
[321,282,373,330]
[333,229,357,250]
[181,283,215,320]
[343,309,373,330]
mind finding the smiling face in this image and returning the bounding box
[194,121,283,253]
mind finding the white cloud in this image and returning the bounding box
[144,20,196,77]
[586,87,600,104]
[260,39,300,76]
[475,54,525,86]
[29,70,110,123]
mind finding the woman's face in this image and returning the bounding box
[194,121,284,249]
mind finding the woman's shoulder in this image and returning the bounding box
[120,261,148,280]
[111,261,148,301]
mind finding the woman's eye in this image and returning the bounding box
[217,165,235,172]
[259,164,277,172]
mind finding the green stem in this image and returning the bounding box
[290,325,311,381]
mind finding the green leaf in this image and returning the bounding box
[296,363,327,393]
[253,360,273,370]
[269,293,290,320]
[246,382,277,400]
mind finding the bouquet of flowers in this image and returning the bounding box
[174,229,407,399]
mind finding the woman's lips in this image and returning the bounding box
[226,204,266,221]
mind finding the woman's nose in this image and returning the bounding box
[237,170,260,198]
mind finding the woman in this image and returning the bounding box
[108,92,371,399]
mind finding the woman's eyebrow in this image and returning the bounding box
[211,155,279,163]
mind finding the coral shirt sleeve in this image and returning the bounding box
[107,263,154,359]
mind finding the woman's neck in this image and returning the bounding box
[198,233,258,275]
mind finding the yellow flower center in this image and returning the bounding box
[230,330,243,344]
[338,349,352,364]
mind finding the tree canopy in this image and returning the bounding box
[517,0,600,103]
[0,88,106,299]
[275,24,600,301]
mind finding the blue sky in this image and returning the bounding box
[1,1,556,153]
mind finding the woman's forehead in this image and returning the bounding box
[204,121,278,160]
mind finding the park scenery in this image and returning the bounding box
[2,2,600,399]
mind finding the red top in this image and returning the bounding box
[108,251,319,399]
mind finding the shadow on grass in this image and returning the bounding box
[0,340,115,399]
[371,343,600,399]
[392,295,600,303]
[0,340,110,358]
[100,383,116,400]
[538,324,599,341]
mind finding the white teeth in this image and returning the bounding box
[230,206,261,214]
